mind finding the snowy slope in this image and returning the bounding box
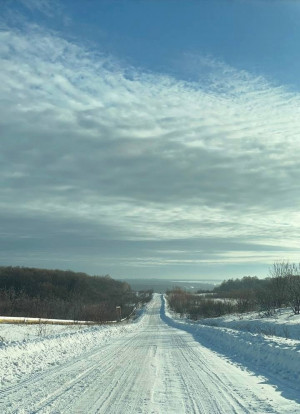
[1,294,300,413]
[0,308,147,388]
[0,321,87,343]
[164,298,300,402]
[197,307,300,340]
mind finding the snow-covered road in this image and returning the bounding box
[1,294,300,413]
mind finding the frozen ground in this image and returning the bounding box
[1,294,300,413]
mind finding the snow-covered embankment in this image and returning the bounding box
[162,296,300,390]
[0,307,147,387]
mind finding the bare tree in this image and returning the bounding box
[269,262,300,314]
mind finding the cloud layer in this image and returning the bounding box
[1,21,300,277]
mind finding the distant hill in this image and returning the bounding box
[0,266,140,321]
[119,278,216,293]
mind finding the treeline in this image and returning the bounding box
[167,288,235,319]
[0,266,151,322]
[167,262,300,319]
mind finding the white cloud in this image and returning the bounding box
[1,23,300,274]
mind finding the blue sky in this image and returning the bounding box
[30,0,300,87]
[1,0,300,280]
[7,0,300,87]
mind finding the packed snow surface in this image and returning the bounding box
[1,294,300,413]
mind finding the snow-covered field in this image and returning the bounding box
[1,294,300,413]
[198,307,300,340]
[0,321,86,343]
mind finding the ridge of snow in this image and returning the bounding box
[163,296,300,392]
[0,303,148,387]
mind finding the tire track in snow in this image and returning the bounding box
[0,330,142,413]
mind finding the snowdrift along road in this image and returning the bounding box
[1,294,300,413]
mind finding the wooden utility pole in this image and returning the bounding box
[116,306,121,322]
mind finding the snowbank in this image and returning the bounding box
[0,303,148,388]
[0,316,95,324]
[162,296,300,389]
[198,308,300,340]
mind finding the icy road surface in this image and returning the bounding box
[1,294,300,413]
